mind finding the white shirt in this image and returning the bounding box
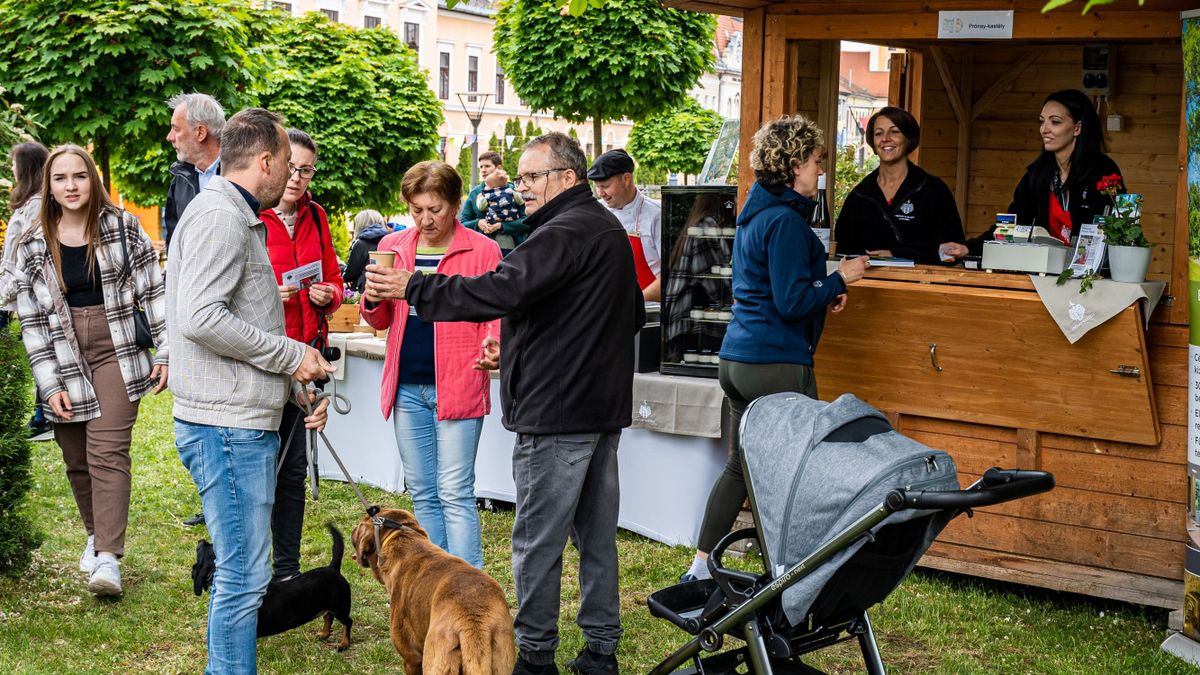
[603,191,662,275]
[196,158,220,191]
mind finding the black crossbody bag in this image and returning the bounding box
[115,213,155,350]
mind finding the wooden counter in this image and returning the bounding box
[814,266,1183,607]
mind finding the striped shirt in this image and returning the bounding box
[397,247,446,386]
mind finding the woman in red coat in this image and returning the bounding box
[260,128,345,581]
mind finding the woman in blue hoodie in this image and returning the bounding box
[681,115,870,582]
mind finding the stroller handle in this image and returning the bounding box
[890,467,1054,511]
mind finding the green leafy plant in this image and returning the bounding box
[1042,0,1145,14]
[0,0,275,203]
[1056,267,1100,293]
[833,145,878,219]
[259,12,442,217]
[456,143,476,193]
[0,322,41,576]
[627,98,723,183]
[0,87,40,224]
[494,0,714,159]
[1189,181,1200,260]
[1095,174,1148,247]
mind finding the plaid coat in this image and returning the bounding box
[14,208,168,423]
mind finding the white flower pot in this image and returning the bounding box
[1108,245,1151,284]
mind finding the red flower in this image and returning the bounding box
[1096,174,1124,193]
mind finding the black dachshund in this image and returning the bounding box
[192,523,353,650]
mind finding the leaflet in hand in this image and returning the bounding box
[282,260,323,289]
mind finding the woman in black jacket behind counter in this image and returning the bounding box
[941,89,1123,260]
[835,106,965,265]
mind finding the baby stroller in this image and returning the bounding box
[647,393,1054,674]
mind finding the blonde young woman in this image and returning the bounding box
[13,145,168,596]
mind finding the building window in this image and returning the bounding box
[467,55,479,99]
[273,2,292,11]
[320,8,339,22]
[364,15,381,29]
[404,22,420,53]
[495,66,506,105]
[439,51,450,100]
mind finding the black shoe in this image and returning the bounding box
[183,512,206,527]
[28,418,53,442]
[565,648,617,675]
[513,656,559,675]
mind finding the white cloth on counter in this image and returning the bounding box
[630,371,726,438]
[1029,277,1165,343]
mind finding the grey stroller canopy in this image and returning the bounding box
[741,392,959,625]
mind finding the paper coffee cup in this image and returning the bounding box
[369,251,396,268]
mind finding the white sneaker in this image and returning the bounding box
[79,535,96,573]
[87,558,122,596]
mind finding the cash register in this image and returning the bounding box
[980,213,1070,275]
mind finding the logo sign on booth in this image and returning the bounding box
[936,11,1014,40]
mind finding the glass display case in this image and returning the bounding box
[658,185,738,378]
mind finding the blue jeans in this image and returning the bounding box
[176,420,279,675]
[392,384,484,568]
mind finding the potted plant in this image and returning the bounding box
[1096,174,1151,283]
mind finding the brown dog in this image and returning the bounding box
[351,508,515,675]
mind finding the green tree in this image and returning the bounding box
[0,0,274,203]
[524,120,542,140]
[494,0,714,156]
[328,212,350,260]
[833,144,877,219]
[456,144,474,193]
[1041,0,1144,14]
[0,88,40,222]
[626,98,722,183]
[488,133,503,153]
[259,12,442,217]
[0,323,41,576]
[502,117,524,176]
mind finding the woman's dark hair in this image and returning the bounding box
[9,141,49,211]
[286,128,318,161]
[865,106,920,156]
[1033,89,1104,190]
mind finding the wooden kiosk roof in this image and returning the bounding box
[661,0,1197,606]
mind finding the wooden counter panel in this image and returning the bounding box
[921,543,1183,609]
[815,281,1159,445]
[938,510,1181,580]
[907,424,1185,499]
[952,472,1183,542]
[1041,424,1186,465]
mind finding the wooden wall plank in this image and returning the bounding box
[736,8,765,209]
[938,510,1181,579]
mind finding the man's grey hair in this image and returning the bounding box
[525,132,587,183]
[219,108,286,172]
[166,93,226,142]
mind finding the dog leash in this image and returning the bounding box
[290,380,410,558]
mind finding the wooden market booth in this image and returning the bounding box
[663,0,1195,608]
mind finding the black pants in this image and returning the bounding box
[695,360,817,554]
[271,400,308,579]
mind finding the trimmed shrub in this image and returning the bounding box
[0,321,41,575]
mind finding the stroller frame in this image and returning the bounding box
[649,468,1055,675]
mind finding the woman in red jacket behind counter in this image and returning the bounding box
[260,127,345,582]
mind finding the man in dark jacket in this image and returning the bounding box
[164,93,225,249]
[363,132,645,675]
[165,92,225,527]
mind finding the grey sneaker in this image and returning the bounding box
[79,535,97,573]
[87,558,122,596]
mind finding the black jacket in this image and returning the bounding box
[164,160,218,248]
[835,162,964,265]
[343,223,391,293]
[968,153,1123,255]
[406,183,646,434]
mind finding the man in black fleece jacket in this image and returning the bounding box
[363,132,644,675]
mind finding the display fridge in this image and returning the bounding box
[658,185,738,378]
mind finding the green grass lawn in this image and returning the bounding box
[0,390,1192,674]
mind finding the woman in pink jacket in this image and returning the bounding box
[362,160,501,567]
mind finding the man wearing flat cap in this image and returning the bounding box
[588,149,662,301]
